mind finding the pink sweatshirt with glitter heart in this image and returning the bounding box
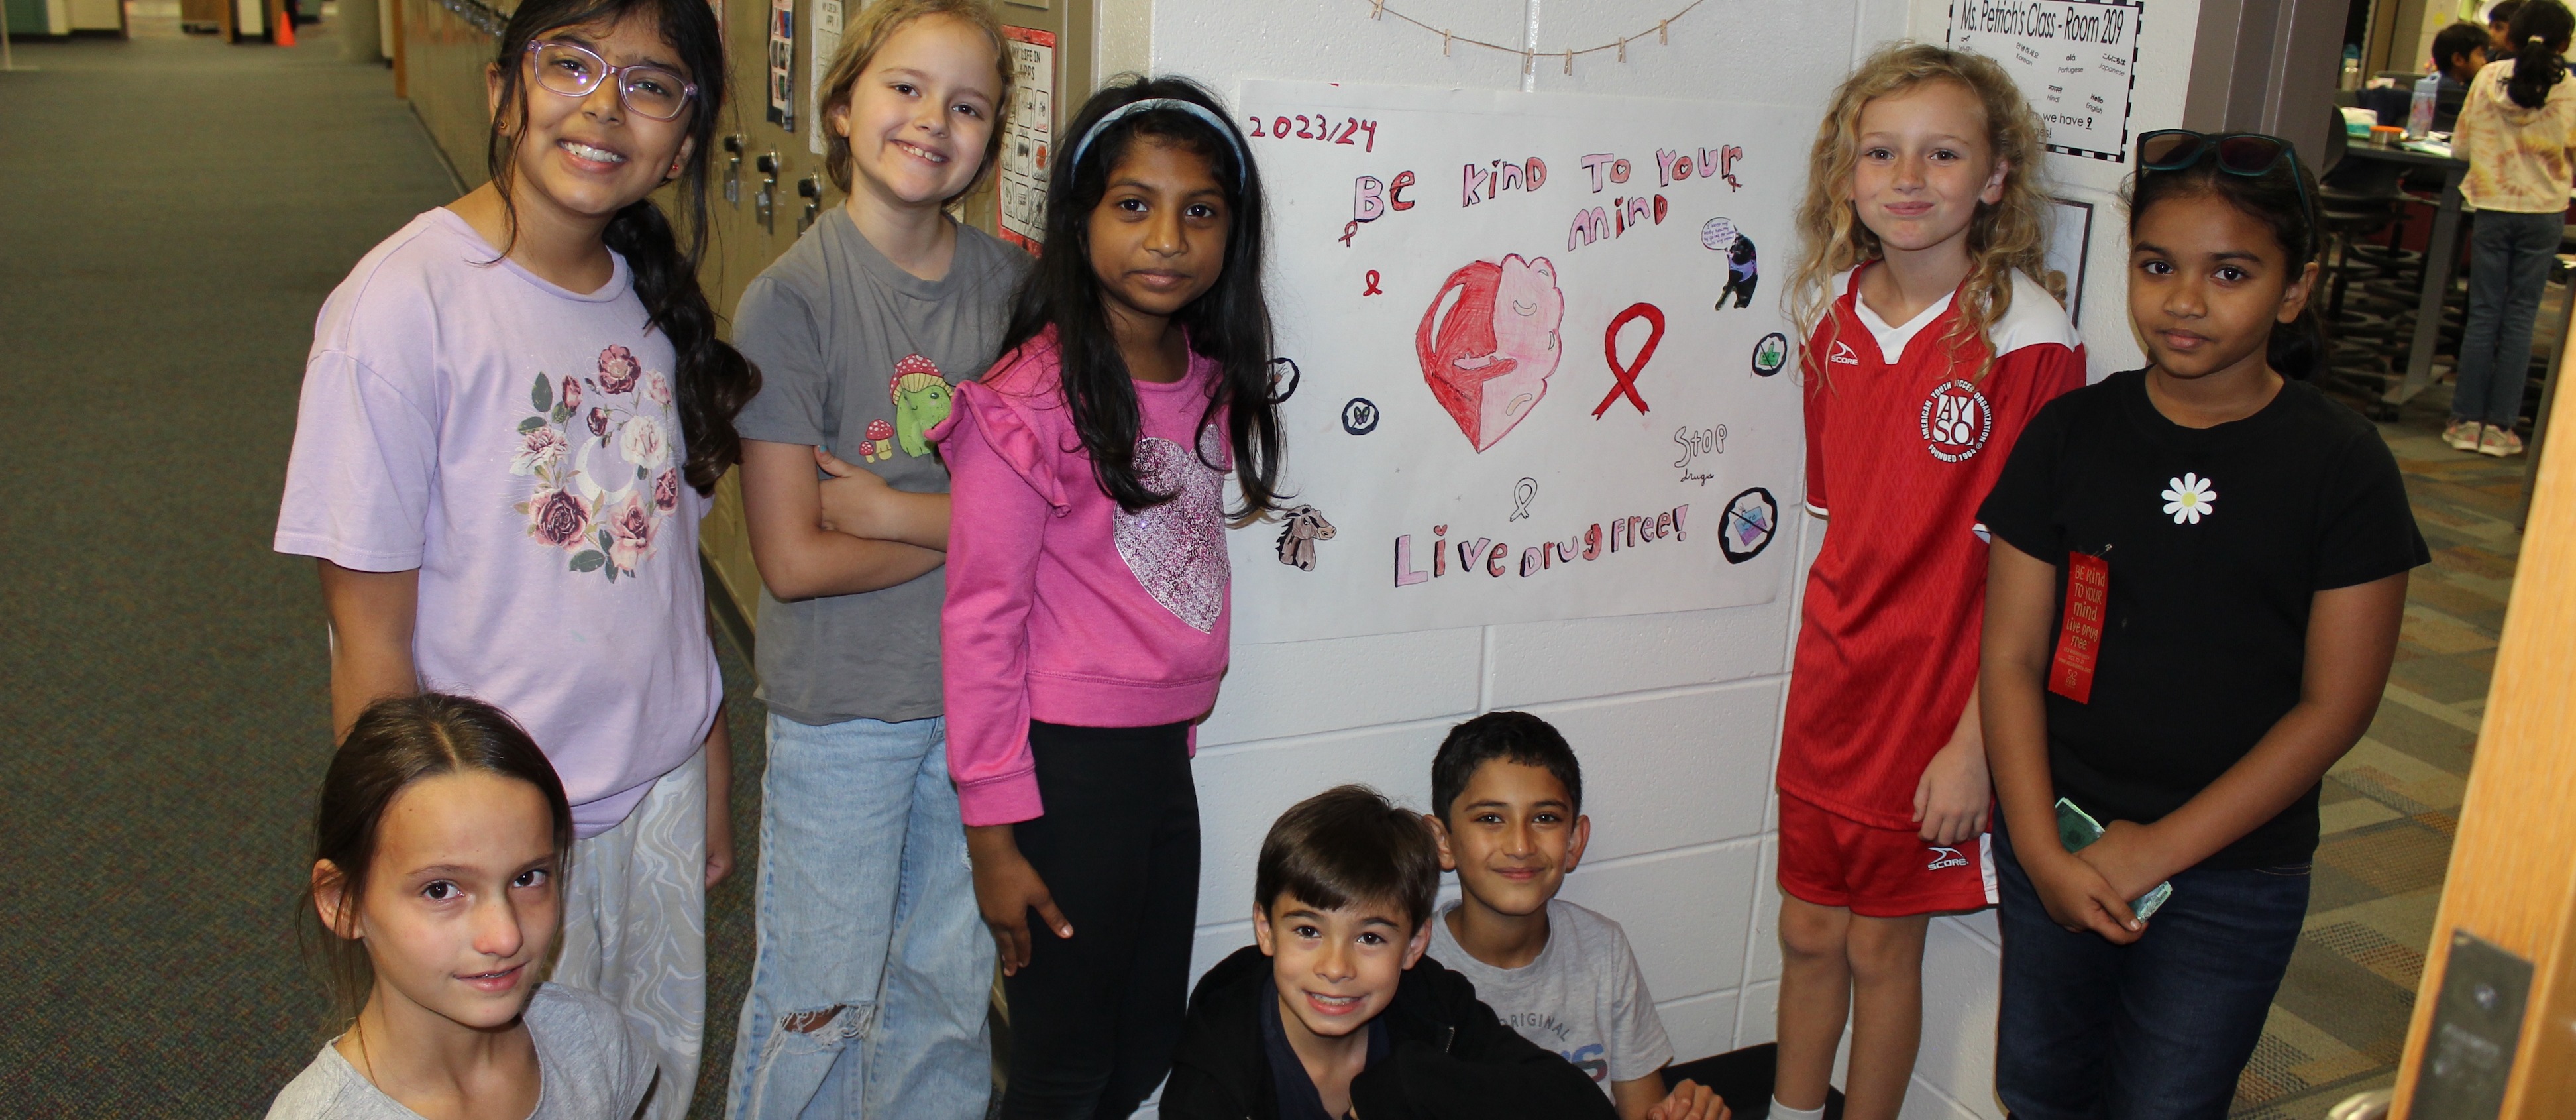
[931,329,1233,827]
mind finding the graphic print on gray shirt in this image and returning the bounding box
[730,209,1030,725]
[1426,898,1674,1096]
[264,983,657,1120]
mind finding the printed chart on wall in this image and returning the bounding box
[765,0,794,129]
[804,0,841,154]
[1948,0,2143,161]
[998,27,1055,250]
[1226,80,1807,644]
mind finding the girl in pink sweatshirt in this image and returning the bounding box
[929,78,1283,1118]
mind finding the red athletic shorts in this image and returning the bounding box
[1776,790,1998,917]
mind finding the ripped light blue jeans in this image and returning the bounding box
[724,714,995,1120]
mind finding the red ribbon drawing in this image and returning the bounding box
[1363,269,1383,296]
[1593,302,1664,418]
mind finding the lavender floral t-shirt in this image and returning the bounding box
[276,209,723,838]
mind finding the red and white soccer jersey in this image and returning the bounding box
[1778,264,2082,910]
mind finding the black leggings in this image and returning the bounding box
[1000,720,1201,1120]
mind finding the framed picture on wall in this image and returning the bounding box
[2047,197,2094,323]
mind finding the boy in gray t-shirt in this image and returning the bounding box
[1425,712,1729,1120]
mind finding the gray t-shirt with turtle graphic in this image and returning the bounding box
[732,208,1028,725]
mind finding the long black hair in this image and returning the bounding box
[303,694,573,1035]
[998,76,1285,520]
[2508,0,2574,108]
[2124,142,2324,380]
[486,0,756,496]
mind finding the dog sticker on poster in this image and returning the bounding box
[1225,80,1806,644]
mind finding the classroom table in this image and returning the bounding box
[2337,143,2469,420]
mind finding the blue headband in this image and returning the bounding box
[1066,97,1249,189]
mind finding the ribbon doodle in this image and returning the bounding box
[1363,269,1384,296]
[1593,302,1665,418]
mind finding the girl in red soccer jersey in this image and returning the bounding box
[1770,44,2085,1120]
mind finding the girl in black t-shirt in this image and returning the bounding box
[1974,133,2428,1117]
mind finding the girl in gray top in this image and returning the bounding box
[268,694,655,1120]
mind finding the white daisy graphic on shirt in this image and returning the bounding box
[2162,473,2217,524]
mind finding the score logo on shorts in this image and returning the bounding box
[1925,846,1969,871]
[1919,379,1993,463]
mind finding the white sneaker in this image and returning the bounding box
[2445,418,2480,450]
[2478,425,2525,457]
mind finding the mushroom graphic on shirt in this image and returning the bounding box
[889,355,954,458]
[861,418,896,463]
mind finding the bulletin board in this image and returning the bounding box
[1225,80,1808,644]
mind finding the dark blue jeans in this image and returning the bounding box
[2452,208,2563,429]
[1993,820,2310,1120]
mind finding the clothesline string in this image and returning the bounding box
[1362,0,1707,73]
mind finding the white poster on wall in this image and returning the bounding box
[805,0,841,155]
[1949,0,2144,162]
[1224,80,1809,645]
[999,26,1056,250]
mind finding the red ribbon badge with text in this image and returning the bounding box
[2049,552,2109,704]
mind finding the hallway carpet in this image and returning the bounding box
[0,27,775,1117]
[2228,387,2526,1119]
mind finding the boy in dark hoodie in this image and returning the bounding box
[1159,785,1622,1120]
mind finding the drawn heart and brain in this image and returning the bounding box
[1415,254,1565,451]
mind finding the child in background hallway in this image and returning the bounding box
[1979,130,2425,1119]
[2489,0,2526,63]
[930,76,1283,1119]
[2447,0,2576,457]
[1774,42,2084,1120]
[270,694,657,1120]
[721,2,1024,1116]
[1421,712,1727,1120]
[274,0,753,1111]
[1159,785,1623,1120]
[2427,21,2490,130]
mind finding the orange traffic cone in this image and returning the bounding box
[274,0,294,44]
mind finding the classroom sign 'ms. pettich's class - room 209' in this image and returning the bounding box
[1226,80,1808,644]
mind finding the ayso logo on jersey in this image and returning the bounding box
[1919,379,1992,463]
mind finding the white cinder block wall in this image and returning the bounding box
[1091,0,2206,1115]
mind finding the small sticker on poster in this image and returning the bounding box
[1949,0,2142,162]
[766,0,794,131]
[999,26,1055,250]
[806,0,841,154]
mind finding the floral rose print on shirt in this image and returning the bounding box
[512,345,684,582]
[596,345,643,394]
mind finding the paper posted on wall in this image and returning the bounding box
[805,0,841,154]
[1224,80,1808,643]
[765,0,794,130]
[1949,0,2143,162]
[999,26,1056,251]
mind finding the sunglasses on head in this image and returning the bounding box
[2136,129,2312,219]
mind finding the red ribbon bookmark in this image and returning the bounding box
[2049,552,2108,704]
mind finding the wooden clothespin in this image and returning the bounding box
[1442,29,1452,55]
[1562,50,1573,74]
[1368,0,1383,19]
[1522,50,1534,75]
[1658,19,1670,44]
[1618,37,1628,62]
